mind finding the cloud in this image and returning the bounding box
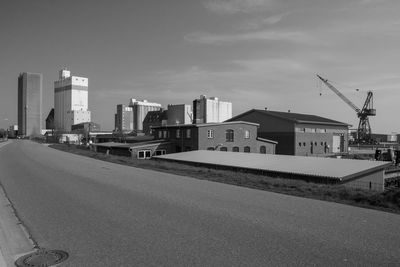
[203,0,274,14]
[239,11,294,30]
[184,29,318,45]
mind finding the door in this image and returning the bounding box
[332,135,340,153]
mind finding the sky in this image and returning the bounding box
[0,0,399,133]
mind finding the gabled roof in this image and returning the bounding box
[227,109,351,127]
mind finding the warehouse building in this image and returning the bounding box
[152,121,277,154]
[155,151,391,191]
[226,109,350,156]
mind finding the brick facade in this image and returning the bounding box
[152,121,276,154]
[227,109,350,156]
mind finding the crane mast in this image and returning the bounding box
[316,74,376,144]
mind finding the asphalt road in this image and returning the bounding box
[0,140,400,266]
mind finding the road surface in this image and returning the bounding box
[0,140,400,266]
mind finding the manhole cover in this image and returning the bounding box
[15,249,69,267]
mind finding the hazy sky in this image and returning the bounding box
[1,0,399,133]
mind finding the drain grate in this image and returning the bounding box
[15,249,69,267]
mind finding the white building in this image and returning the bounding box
[129,99,161,132]
[193,95,232,124]
[54,69,91,132]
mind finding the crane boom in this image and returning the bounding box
[316,74,376,144]
[316,74,360,113]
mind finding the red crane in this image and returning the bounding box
[317,74,376,144]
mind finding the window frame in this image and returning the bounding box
[244,130,250,139]
[226,129,234,142]
[154,149,166,156]
[137,150,152,159]
[207,129,214,139]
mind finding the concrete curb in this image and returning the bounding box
[0,141,35,266]
[0,184,35,266]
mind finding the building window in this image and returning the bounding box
[163,130,168,139]
[244,146,250,153]
[232,147,239,152]
[207,147,214,151]
[176,129,181,138]
[186,129,191,138]
[244,130,250,139]
[220,147,228,152]
[154,150,166,156]
[207,129,214,139]
[303,142,306,146]
[226,129,234,142]
[260,146,266,154]
[138,150,152,159]
[158,131,162,139]
[299,142,302,147]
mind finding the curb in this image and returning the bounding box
[0,141,36,266]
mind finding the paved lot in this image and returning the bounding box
[0,140,400,266]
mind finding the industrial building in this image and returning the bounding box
[167,104,192,125]
[152,121,277,154]
[71,122,101,133]
[114,104,133,133]
[142,104,193,135]
[193,95,232,124]
[128,98,161,132]
[18,72,42,137]
[370,133,398,143]
[143,110,168,135]
[226,109,350,156]
[92,121,276,159]
[54,68,91,132]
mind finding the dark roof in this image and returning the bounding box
[151,121,259,129]
[143,110,167,124]
[227,109,350,127]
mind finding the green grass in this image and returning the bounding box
[49,143,400,214]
